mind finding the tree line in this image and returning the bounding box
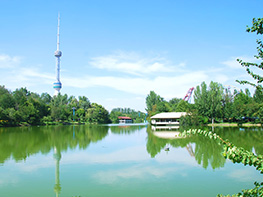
[110,107,146,123]
[0,86,145,126]
[145,82,263,125]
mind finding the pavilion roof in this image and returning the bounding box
[118,116,132,120]
[151,112,187,119]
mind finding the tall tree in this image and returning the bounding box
[194,82,209,118]
[145,91,167,116]
[207,81,224,124]
[253,87,263,103]
[222,88,234,122]
[194,81,223,124]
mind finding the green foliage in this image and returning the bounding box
[86,103,110,124]
[217,182,263,197]
[194,82,209,117]
[0,85,15,109]
[145,91,168,118]
[175,100,190,112]
[194,81,224,123]
[237,18,263,89]
[180,110,202,126]
[168,98,182,111]
[254,87,263,103]
[192,81,263,124]
[0,86,111,126]
[144,81,263,125]
[109,108,146,123]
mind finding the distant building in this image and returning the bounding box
[118,116,133,124]
[151,112,187,130]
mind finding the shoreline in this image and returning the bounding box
[207,123,262,127]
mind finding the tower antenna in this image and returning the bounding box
[57,13,60,51]
[53,13,62,96]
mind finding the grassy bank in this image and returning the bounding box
[207,122,262,127]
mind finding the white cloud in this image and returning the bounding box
[221,56,258,69]
[227,168,262,182]
[0,66,53,90]
[0,54,21,68]
[89,51,185,76]
[93,165,187,184]
[62,70,208,101]
[0,171,19,185]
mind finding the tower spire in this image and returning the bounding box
[57,13,60,51]
[53,13,62,96]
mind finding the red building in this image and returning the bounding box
[118,116,133,124]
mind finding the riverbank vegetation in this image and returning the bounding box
[145,82,263,126]
[0,86,145,127]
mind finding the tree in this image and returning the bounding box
[146,91,163,112]
[222,88,234,122]
[207,81,224,124]
[168,98,182,111]
[0,86,15,109]
[253,87,263,103]
[175,100,190,112]
[194,81,223,124]
[145,91,168,116]
[86,103,110,124]
[50,94,70,121]
[237,18,263,89]
[78,96,90,110]
[232,89,248,120]
[194,82,209,120]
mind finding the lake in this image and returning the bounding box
[0,124,262,197]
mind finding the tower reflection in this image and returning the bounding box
[53,146,61,197]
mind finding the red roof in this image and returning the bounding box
[118,116,132,120]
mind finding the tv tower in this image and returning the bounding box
[53,13,62,96]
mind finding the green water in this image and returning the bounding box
[0,125,262,197]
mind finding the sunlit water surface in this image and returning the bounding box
[0,125,262,197]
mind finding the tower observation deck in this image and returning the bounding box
[53,14,62,96]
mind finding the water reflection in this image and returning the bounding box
[211,126,263,155]
[110,124,148,134]
[53,146,61,197]
[0,125,262,196]
[0,125,109,164]
[0,125,262,170]
[146,126,263,170]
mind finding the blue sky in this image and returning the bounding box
[0,0,262,112]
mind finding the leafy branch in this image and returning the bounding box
[237,18,263,90]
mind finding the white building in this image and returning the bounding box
[151,112,187,130]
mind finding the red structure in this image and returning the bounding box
[118,116,133,124]
[183,87,194,102]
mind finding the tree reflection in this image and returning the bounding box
[147,126,263,169]
[211,126,263,155]
[192,135,225,169]
[0,125,109,163]
[110,125,147,134]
